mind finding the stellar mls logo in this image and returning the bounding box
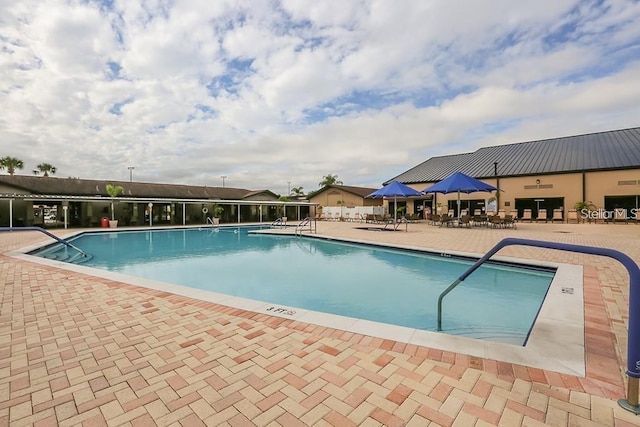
[580,208,639,220]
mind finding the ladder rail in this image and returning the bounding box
[0,226,88,258]
[270,218,283,227]
[295,217,316,235]
[435,237,640,414]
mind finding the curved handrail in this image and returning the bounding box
[436,237,639,414]
[0,226,88,258]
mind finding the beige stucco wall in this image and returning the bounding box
[308,189,382,208]
[496,173,583,212]
[410,168,640,214]
[585,170,640,208]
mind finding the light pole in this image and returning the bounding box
[221,175,227,188]
[128,166,135,182]
[287,181,291,195]
[494,162,499,210]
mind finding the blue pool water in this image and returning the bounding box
[32,226,554,344]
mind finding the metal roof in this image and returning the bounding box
[307,184,379,198]
[0,193,313,206]
[0,175,276,200]
[386,127,640,184]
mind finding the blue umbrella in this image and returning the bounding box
[366,181,424,222]
[422,172,498,218]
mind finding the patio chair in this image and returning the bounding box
[520,209,532,222]
[504,215,517,229]
[593,209,609,224]
[439,215,455,227]
[458,215,472,228]
[613,208,628,224]
[552,209,563,223]
[497,209,506,219]
[488,215,505,228]
[567,209,579,223]
[472,215,487,227]
[536,209,547,223]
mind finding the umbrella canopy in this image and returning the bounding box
[422,172,498,217]
[366,181,423,222]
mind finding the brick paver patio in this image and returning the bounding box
[1,222,640,426]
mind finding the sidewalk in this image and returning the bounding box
[1,222,639,426]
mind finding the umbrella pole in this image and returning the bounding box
[457,191,461,218]
[394,197,397,223]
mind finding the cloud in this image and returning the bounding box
[1,0,639,194]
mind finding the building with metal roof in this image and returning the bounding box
[307,184,382,207]
[0,176,310,228]
[386,127,640,222]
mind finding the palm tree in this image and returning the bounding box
[0,156,24,175]
[106,184,124,221]
[290,186,304,196]
[36,163,57,177]
[318,174,343,187]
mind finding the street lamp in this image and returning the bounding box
[128,166,135,182]
[493,162,499,209]
[221,175,227,187]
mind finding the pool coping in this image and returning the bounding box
[9,227,586,377]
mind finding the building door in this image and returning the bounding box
[604,195,638,219]
[515,197,564,219]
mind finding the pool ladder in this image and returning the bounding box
[436,237,640,415]
[0,226,89,258]
[270,217,287,228]
[295,217,317,235]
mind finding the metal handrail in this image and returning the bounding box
[0,226,88,258]
[295,217,316,235]
[270,217,286,228]
[435,237,639,414]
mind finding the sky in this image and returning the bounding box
[1,0,640,195]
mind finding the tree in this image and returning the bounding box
[0,156,24,175]
[36,163,57,177]
[318,174,343,188]
[106,184,124,220]
[290,186,304,196]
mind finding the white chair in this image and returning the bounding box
[536,209,547,222]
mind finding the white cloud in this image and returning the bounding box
[1,0,639,192]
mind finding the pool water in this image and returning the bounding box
[32,227,554,344]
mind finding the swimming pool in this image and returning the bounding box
[31,226,554,345]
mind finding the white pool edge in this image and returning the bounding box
[10,230,585,376]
